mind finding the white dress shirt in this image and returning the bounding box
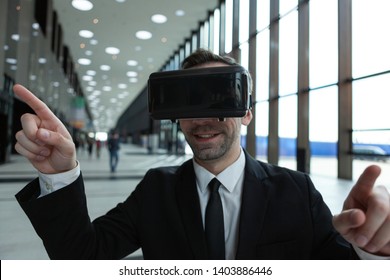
[193,148,246,260]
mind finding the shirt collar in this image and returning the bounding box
[193,148,246,194]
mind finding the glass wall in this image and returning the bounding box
[255,27,270,162]
[278,8,298,167]
[309,86,338,177]
[352,0,390,184]
[224,0,233,54]
[278,95,297,169]
[352,74,390,184]
[309,0,338,176]
[158,0,390,180]
[309,0,338,88]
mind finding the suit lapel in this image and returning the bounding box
[236,152,271,259]
[175,160,208,259]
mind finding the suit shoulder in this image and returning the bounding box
[250,157,310,185]
[145,165,180,177]
[143,158,192,180]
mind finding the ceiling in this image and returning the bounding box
[51,0,218,133]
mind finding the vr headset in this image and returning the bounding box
[148,65,252,121]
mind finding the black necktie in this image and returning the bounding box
[205,178,225,259]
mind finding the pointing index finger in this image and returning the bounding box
[344,165,381,208]
[355,165,381,187]
[13,84,57,121]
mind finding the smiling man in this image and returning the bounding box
[14,49,390,260]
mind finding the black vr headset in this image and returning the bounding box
[148,65,252,121]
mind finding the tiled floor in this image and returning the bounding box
[0,143,387,259]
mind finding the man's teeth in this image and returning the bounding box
[198,134,215,138]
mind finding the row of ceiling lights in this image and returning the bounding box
[70,0,187,132]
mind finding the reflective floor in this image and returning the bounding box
[0,143,388,259]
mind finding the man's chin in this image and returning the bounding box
[193,148,225,162]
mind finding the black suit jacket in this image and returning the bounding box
[16,150,357,259]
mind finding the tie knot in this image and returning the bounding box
[208,178,221,193]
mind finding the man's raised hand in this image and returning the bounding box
[14,84,77,174]
[333,165,390,256]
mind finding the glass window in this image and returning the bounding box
[309,0,338,88]
[255,101,269,162]
[239,42,249,71]
[353,74,390,130]
[224,0,233,54]
[278,95,297,169]
[213,9,220,54]
[256,29,270,102]
[279,10,298,96]
[185,41,191,57]
[192,32,198,51]
[309,86,338,177]
[352,74,390,184]
[200,21,209,49]
[256,0,270,31]
[352,0,390,78]
[279,0,298,17]
[239,0,249,44]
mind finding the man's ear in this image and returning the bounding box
[241,109,252,126]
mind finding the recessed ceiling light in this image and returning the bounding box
[127,60,138,66]
[72,0,93,11]
[90,39,98,45]
[82,75,93,81]
[78,58,91,65]
[175,10,185,16]
[126,71,138,77]
[79,30,94,38]
[105,47,120,55]
[38,58,47,64]
[135,30,152,40]
[100,65,111,71]
[151,14,167,24]
[86,70,96,75]
[11,34,20,41]
[6,58,17,64]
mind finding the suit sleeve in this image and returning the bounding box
[15,174,141,259]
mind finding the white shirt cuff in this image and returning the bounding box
[353,244,390,260]
[38,161,81,198]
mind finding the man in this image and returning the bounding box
[107,130,120,172]
[14,49,390,260]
